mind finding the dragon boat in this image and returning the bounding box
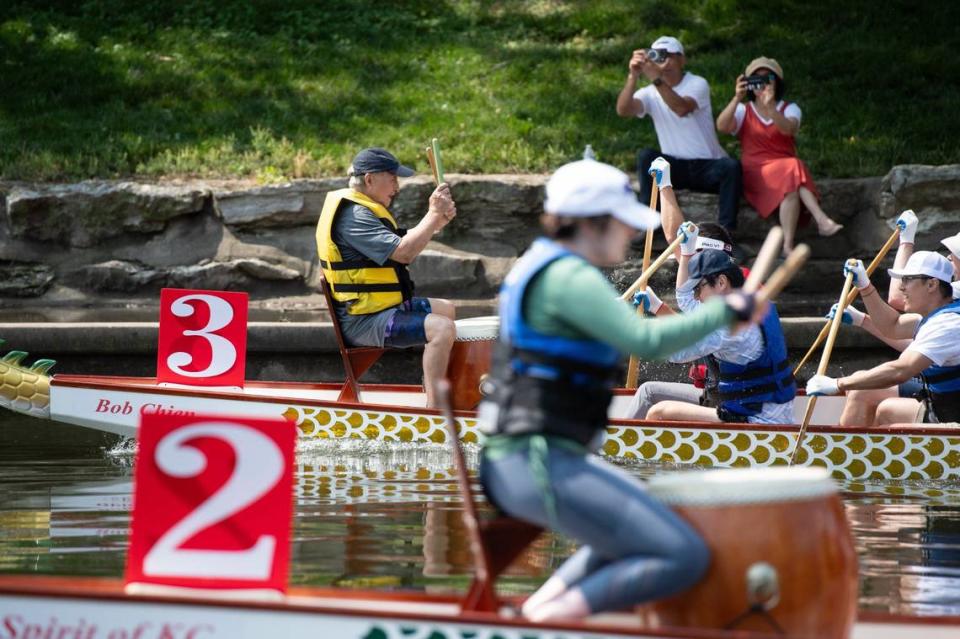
[1,575,957,639]
[1,334,959,482]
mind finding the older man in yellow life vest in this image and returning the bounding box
[317,147,458,407]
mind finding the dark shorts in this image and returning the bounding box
[383,297,432,348]
[899,377,924,399]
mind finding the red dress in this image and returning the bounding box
[738,102,819,220]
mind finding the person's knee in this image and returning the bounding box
[426,315,456,348]
[875,398,919,426]
[782,190,799,201]
[646,402,667,421]
[718,157,741,179]
[845,389,871,405]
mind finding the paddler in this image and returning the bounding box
[628,158,796,424]
[316,147,457,407]
[807,251,960,424]
[823,225,960,425]
[477,158,767,621]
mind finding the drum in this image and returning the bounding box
[639,467,857,639]
[446,316,499,411]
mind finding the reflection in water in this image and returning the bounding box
[0,413,959,614]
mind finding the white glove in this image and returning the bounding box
[632,287,663,315]
[825,302,865,327]
[843,258,870,289]
[677,221,699,257]
[896,209,918,244]
[953,281,960,300]
[806,374,840,396]
[648,156,673,190]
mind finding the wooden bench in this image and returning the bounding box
[440,381,542,613]
[319,274,387,403]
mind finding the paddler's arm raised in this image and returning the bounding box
[390,184,456,263]
[532,257,736,361]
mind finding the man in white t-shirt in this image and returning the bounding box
[616,35,741,233]
[807,251,960,424]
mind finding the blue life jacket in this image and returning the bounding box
[500,238,621,374]
[915,300,960,423]
[716,304,796,419]
[484,238,622,446]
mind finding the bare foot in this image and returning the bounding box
[817,219,844,237]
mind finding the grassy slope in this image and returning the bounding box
[0,0,957,181]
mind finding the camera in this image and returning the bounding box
[646,48,668,64]
[745,73,775,91]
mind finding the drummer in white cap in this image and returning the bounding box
[808,251,960,424]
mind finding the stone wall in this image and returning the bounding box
[1,165,958,316]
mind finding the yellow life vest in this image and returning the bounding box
[316,188,414,315]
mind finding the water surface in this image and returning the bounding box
[1,413,958,616]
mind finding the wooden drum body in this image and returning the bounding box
[445,317,498,411]
[640,467,858,639]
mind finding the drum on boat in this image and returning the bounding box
[446,316,499,411]
[639,467,858,639]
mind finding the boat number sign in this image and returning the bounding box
[125,412,295,592]
[156,288,248,387]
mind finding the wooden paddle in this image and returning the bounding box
[794,228,900,375]
[744,226,784,294]
[625,185,660,388]
[619,233,685,302]
[426,146,440,185]
[789,267,856,465]
[756,244,811,305]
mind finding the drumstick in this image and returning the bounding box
[755,244,810,306]
[744,226,784,294]
[431,138,445,184]
[625,186,660,388]
[426,146,440,185]
[789,269,855,465]
[794,228,900,375]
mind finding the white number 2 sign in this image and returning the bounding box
[126,412,295,592]
[156,288,249,387]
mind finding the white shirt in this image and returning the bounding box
[731,101,802,135]
[670,285,795,424]
[906,311,960,367]
[633,73,727,160]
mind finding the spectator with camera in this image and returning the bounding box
[616,36,742,236]
[716,57,843,255]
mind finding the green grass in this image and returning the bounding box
[1,0,958,181]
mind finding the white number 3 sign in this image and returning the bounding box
[156,288,249,387]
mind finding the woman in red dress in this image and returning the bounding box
[716,57,842,254]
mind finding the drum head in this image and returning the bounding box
[647,467,836,506]
[454,316,499,341]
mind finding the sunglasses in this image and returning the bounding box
[900,275,933,284]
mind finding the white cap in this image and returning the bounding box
[650,35,684,55]
[941,232,960,259]
[544,159,660,231]
[888,250,954,283]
